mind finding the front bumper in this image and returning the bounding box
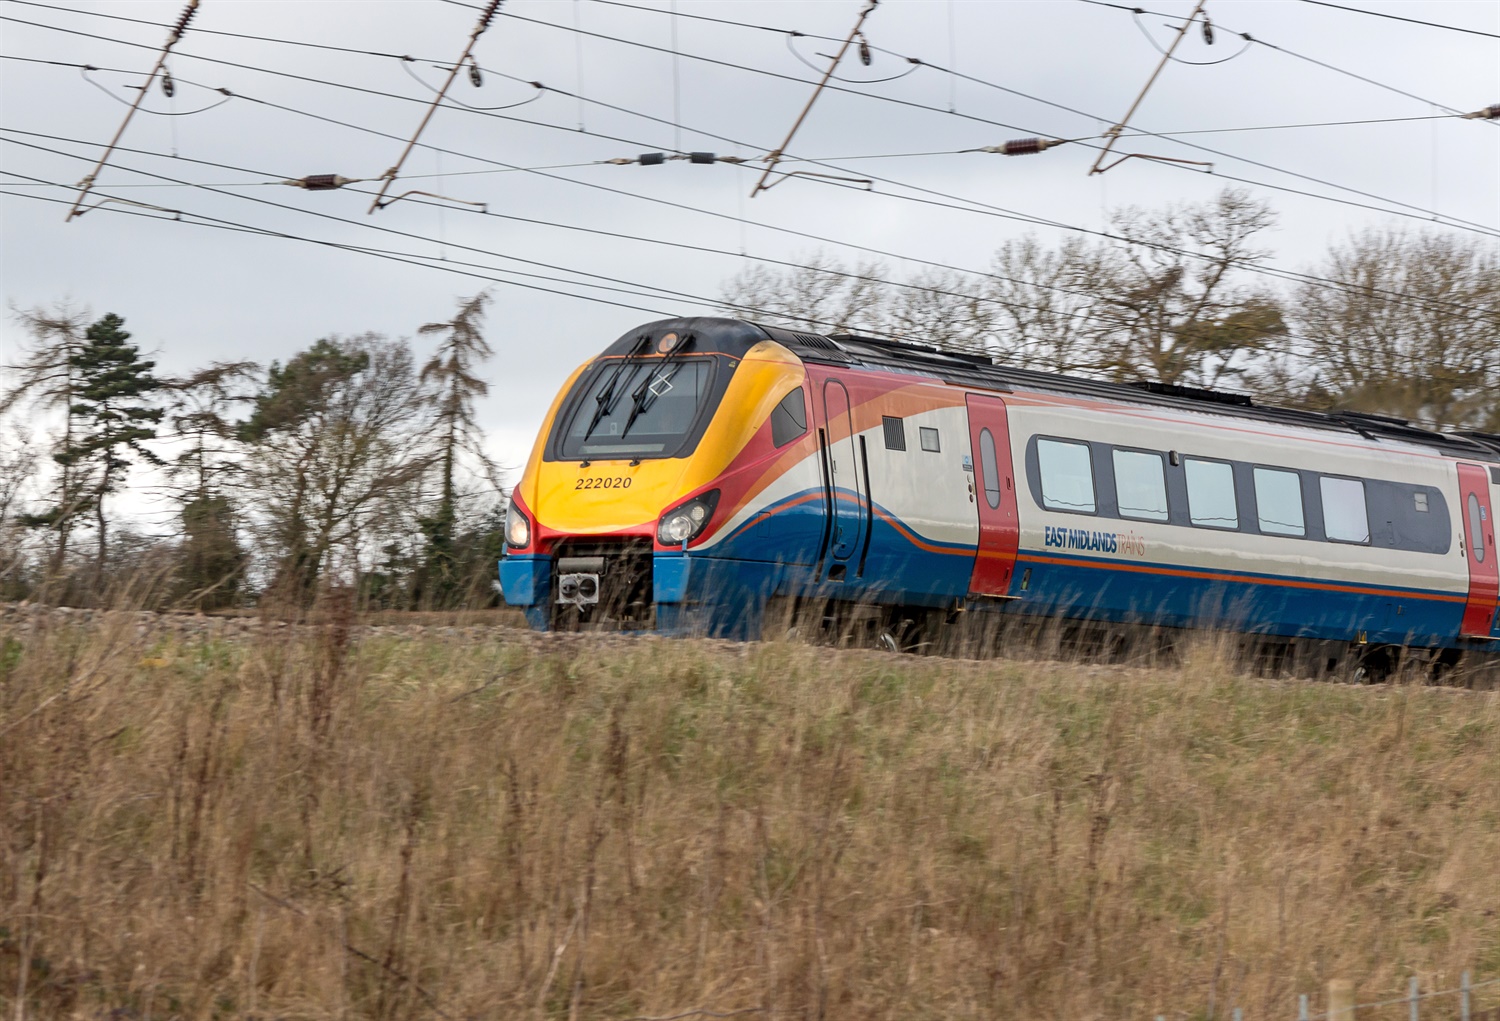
[500,551,780,640]
[499,554,551,606]
[500,551,695,608]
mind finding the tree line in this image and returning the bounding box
[723,189,1499,432]
[0,293,504,610]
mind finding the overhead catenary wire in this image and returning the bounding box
[1130,7,1255,66]
[5,51,1490,322]
[4,132,1490,380]
[1076,0,1499,123]
[0,177,1444,395]
[6,6,1496,237]
[8,10,1499,286]
[5,179,1484,405]
[466,5,1500,233]
[1298,0,1500,41]
[80,64,232,116]
[8,58,1489,328]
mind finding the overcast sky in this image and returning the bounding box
[2,0,1497,495]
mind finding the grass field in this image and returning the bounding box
[2,608,1498,1020]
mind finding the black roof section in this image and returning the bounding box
[601,317,1499,463]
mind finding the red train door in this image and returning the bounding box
[1458,463,1498,639]
[965,394,1019,597]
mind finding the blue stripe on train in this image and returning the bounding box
[1007,549,1464,647]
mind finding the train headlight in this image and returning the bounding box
[505,501,531,548]
[657,490,720,547]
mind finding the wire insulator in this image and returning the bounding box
[1202,16,1214,45]
[858,37,872,66]
[689,152,716,164]
[171,0,197,40]
[468,57,483,88]
[286,175,355,190]
[478,0,503,30]
[1462,104,1500,119]
[989,137,1064,156]
[161,70,175,97]
[638,152,666,166]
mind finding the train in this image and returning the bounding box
[499,316,1500,679]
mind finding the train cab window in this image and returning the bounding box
[1320,476,1370,544]
[1112,449,1168,522]
[1185,458,1239,529]
[770,387,807,448]
[1037,439,1096,514]
[882,415,906,451]
[920,427,940,452]
[1469,493,1487,563]
[1254,467,1305,537]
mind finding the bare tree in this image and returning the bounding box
[3,301,92,574]
[1088,189,1286,388]
[984,236,1107,373]
[0,426,39,595]
[1263,227,1500,430]
[721,254,890,336]
[237,334,436,606]
[162,361,258,609]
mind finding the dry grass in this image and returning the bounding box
[2,611,1498,1021]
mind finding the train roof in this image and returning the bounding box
[604,317,1500,465]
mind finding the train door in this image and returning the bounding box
[822,380,865,565]
[965,394,1019,597]
[1458,463,1498,639]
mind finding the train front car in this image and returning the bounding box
[499,317,820,638]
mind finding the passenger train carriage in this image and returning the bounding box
[501,317,1500,677]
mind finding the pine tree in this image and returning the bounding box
[57,313,163,580]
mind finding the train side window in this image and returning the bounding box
[770,387,807,447]
[979,429,1002,509]
[1185,458,1239,529]
[882,415,906,451]
[1320,476,1370,544]
[920,426,940,452]
[1254,467,1305,537]
[1112,449,1168,522]
[1037,439,1096,513]
[1469,493,1487,563]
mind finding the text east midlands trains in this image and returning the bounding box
[1044,526,1119,553]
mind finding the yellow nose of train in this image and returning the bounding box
[499,317,811,633]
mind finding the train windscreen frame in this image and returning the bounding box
[547,355,731,462]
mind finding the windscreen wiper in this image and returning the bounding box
[581,336,649,442]
[620,336,694,439]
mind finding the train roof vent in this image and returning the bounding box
[791,332,843,350]
[1126,379,1254,407]
[831,334,996,367]
[756,323,855,362]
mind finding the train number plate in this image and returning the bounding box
[575,476,633,490]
